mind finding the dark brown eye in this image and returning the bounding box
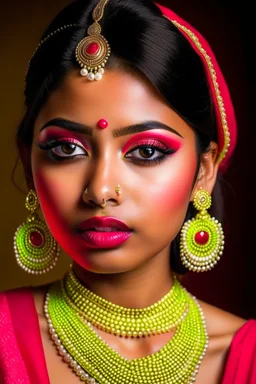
[61,143,76,154]
[139,147,155,158]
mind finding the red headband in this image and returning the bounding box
[156,3,237,172]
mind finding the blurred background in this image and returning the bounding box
[0,0,253,318]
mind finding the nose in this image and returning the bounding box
[82,152,122,208]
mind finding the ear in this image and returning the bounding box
[190,141,219,201]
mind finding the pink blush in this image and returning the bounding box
[122,132,182,155]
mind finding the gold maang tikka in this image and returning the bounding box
[75,0,111,81]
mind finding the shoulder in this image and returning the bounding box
[222,319,256,382]
[198,300,256,382]
[199,299,248,355]
[194,300,254,383]
[199,300,247,342]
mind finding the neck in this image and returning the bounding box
[72,252,174,309]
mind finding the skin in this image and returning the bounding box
[29,69,245,383]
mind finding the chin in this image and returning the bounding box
[70,249,140,275]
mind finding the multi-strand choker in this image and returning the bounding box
[45,270,208,383]
[64,270,189,337]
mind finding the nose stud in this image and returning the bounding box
[115,185,121,196]
[83,185,121,206]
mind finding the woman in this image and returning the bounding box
[0,0,255,383]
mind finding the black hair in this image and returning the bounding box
[16,0,221,274]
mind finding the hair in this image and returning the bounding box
[16,0,223,274]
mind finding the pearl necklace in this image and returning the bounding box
[45,274,209,384]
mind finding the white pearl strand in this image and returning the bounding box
[187,295,209,383]
[45,293,98,383]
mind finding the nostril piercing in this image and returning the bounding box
[115,185,121,196]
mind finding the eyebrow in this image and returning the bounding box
[112,121,183,138]
[39,118,93,135]
[39,118,183,138]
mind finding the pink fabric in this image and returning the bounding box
[0,289,256,383]
[222,319,256,384]
[155,3,237,172]
[0,289,50,384]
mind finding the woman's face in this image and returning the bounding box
[31,69,198,274]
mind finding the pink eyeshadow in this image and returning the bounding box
[37,128,91,152]
[122,132,182,155]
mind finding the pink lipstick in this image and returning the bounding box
[78,217,132,249]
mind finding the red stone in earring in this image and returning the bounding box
[97,119,108,129]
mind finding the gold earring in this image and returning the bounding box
[14,190,60,274]
[115,185,121,196]
[180,189,224,272]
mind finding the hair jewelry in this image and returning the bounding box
[14,190,60,274]
[25,24,78,81]
[180,189,224,272]
[75,0,111,80]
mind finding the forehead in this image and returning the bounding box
[35,69,194,138]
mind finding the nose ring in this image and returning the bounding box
[100,199,107,209]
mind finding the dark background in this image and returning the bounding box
[159,0,254,319]
[0,0,254,319]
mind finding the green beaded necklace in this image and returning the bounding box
[64,270,189,337]
[45,272,209,383]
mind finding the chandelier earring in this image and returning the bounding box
[180,189,224,272]
[14,190,60,274]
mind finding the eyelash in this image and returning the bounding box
[36,139,89,162]
[124,140,177,166]
[36,138,177,165]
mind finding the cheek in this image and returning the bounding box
[31,164,81,229]
[33,170,68,232]
[146,152,197,218]
[158,170,194,212]
[32,167,84,259]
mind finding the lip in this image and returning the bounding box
[78,216,132,249]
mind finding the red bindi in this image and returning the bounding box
[97,119,108,129]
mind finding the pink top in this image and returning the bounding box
[0,289,256,383]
